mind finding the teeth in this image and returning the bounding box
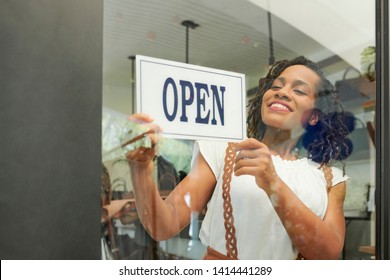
[270,103,289,110]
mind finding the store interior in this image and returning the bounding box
[101,0,377,260]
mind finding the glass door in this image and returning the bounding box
[101,0,379,260]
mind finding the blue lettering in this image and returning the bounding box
[162,77,178,122]
[194,82,210,124]
[179,80,194,122]
[161,78,226,125]
[211,85,225,125]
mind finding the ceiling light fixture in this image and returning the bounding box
[181,20,199,63]
[267,11,275,65]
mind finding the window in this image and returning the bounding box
[102,0,378,260]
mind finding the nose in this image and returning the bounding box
[274,87,291,100]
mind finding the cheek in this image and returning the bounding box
[260,91,272,115]
[260,101,269,121]
[299,102,316,126]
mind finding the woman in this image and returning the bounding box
[126,56,351,260]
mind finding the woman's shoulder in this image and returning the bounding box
[330,165,349,185]
[192,140,229,176]
[195,140,229,154]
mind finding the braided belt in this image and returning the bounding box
[222,142,238,259]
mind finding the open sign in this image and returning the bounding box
[136,55,246,141]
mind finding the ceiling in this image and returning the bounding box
[103,0,375,115]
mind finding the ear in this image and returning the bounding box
[308,110,319,126]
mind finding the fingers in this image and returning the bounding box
[234,148,259,161]
[234,156,270,175]
[129,113,163,135]
[128,113,154,124]
[124,113,161,167]
[234,138,269,162]
[233,138,272,177]
[235,138,267,153]
[121,130,155,148]
[127,146,155,160]
[124,113,163,148]
[124,133,158,159]
[126,146,156,167]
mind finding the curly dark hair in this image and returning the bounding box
[246,56,353,166]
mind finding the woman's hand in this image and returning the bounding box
[125,113,162,170]
[233,138,280,194]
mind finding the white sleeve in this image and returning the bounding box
[191,140,228,179]
[331,166,349,186]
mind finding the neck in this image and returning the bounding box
[262,127,304,160]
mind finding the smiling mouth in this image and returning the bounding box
[269,102,292,111]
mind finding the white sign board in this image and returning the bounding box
[136,55,246,141]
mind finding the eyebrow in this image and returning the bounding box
[275,77,313,91]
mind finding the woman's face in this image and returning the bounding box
[261,65,320,133]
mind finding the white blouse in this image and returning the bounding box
[192,140,348,260]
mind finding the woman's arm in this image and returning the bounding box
[265,180,346,259]
[129,152,216,241]
[126,114,216,241]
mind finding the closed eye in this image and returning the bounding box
[294,89,307,96]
